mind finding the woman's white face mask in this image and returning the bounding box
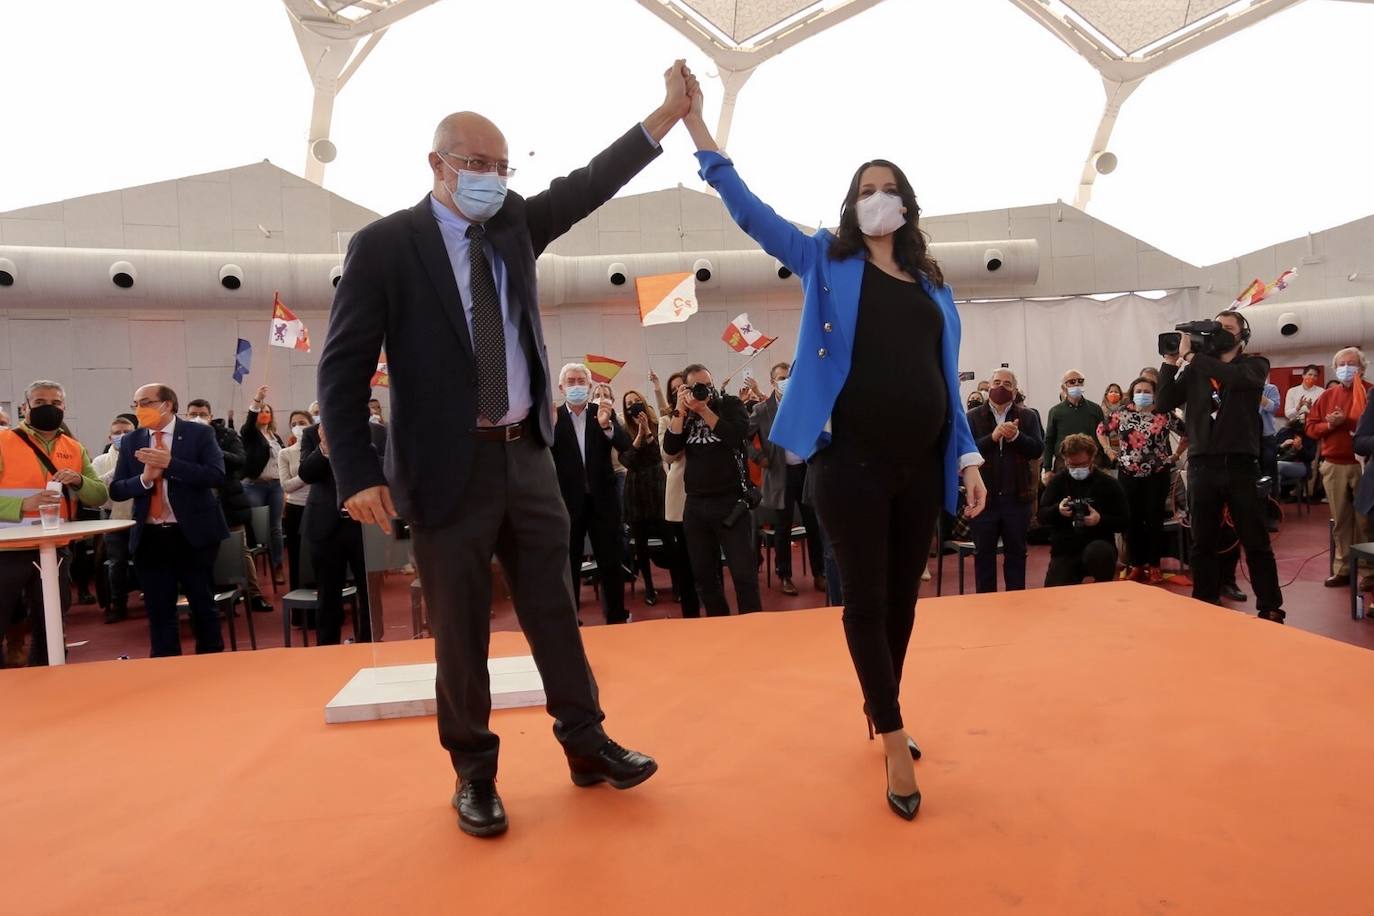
[856,190,906,238]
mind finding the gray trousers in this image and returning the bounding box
[411,434,606,780]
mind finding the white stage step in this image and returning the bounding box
[325,656,545,724]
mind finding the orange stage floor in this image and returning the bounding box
[6,583,1374,915]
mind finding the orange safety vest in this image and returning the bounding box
[0,428,85,522]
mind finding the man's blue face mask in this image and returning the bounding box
[441,157,508,222]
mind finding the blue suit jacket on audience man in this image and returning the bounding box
[110,420,230,551]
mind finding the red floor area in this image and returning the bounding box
[34,507,1374,665]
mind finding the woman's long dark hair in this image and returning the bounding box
[828,158,943,286]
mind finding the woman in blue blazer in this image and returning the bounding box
[683,75,986,820]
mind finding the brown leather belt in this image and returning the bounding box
[472,420,530,443]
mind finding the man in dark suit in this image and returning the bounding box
[966,368,1044,593]
[110,383,230,657]
[551,363,632,624]
[748,361,824,596]
[315,63,692,838]
[297,421,372,645]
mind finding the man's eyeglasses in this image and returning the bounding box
[440,152,516,178]
[131,398,166,409]
[1065,378,1084,386]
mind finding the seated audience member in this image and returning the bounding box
[663,364,760,617]
[91,413,138,622]
[966,368,1043,593]
[553,364,632,624]
[186,398,269,612]
[298,422,372,644]
[111,383,228,657]
[1038,434,1129,587]
[749,362,825,596]
[1275,422,1316,491]
[0,380,109,666]
[1099,377,1185,584]
[242,385,286,586]
[368,398,386,427]
[1307,347,1372,588]
[279,410,314,592]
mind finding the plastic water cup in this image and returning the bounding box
[38,503,61,530]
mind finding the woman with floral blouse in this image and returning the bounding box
[1098,376,1186,583]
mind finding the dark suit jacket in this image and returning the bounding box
[315,123,661,528]
[109,421,230,551]
[552,404,631,519]
[298,422,385,462]
[967,402,1045,503]
[298,443,356,542]
[746,394,792,512]
[1353,405,1374,517]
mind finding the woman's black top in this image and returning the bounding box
[829,262,948,457]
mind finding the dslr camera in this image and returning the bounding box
[1157,320,1240,358]
[688,382,715,402]
[625,401,647,422]
[1066,497,1094,530]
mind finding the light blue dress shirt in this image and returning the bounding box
[1260,382,1280,437]
[429,195,532,426]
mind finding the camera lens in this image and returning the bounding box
[691,383,713,401]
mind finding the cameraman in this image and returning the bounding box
[663,364,761,616]
[1156,310,1286,622]
[1038,434,1129,586]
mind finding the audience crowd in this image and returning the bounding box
[0,342,1370,665]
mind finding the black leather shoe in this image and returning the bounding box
[567,739,658,789]
[1324,574,1351,588]
[644,589,659,606]
[1257,609,1287,624]
[251,596,274,613]
[1221,583,1247,602]
[885,759,921,821]
[452,778,508,838]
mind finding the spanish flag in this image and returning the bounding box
[370,352,389,388]
[585,354,627,384]
[635,272,698,327]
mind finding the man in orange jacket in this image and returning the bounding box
[0,379,108,666]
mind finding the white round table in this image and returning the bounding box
[0,519,135,666]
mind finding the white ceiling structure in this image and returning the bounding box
[282,0,1328,212]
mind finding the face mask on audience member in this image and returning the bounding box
[1068,466,1091,481]
[1335,364,1359,385]
[565,385,590,406]
[187,416,210,426]
[1067,386,1085,401]
[775,378,788,396]
[856,191,906,237]
[1106,391,1121,405]
[988,386,1013,407]
[136,404,165,428]
[27,404,64,433]
[292,424,309,440]
[1133,392,1154,409]
[110,433,125,450]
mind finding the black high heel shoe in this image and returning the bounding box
[884,757,921,821]
[866,713,922,761]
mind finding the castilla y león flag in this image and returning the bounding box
[722,313,775,356]
[371,352,389,388]
[635,272,698,327]
[585,354,627,384]
[269,292,311,352]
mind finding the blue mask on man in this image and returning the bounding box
[443,160,508,222]
[565,385,590,406]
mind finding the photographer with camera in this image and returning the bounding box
[1156,310,1287,622]
[1038,434,1128,586]
[662,364,761,616]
